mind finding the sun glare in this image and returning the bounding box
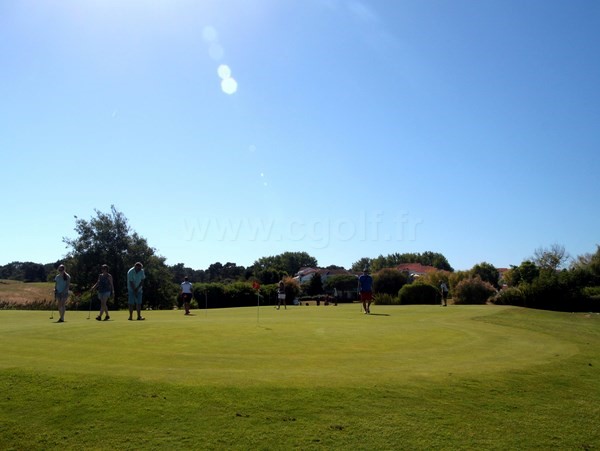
[221,77,238,95]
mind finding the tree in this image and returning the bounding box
[373,268,408,295]
[0,261,48,282]
[412,270,451,291]
[420,251,453,271]
[222,262,246,281]
[207,262,224,281]
[471,262,500,288]
[533,244,570,272]
[351,252,453,272]
[252,252,317,276]
[324,274,359,292]
[452,277,496,305]
[283,276,301,303]
[504,261,540,287]
[351,257,372,272]
[63,206,176,308]
[306,272,324,296]
[254,267,283,285]
[571,245,600,279]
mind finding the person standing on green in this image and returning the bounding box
[440,282,449,307]
[91,264,115,321]
[180,276,193,315]
[358,267,373,314]
[54,264,70,323]
[127,262,146,321]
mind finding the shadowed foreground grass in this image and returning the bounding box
[1,305,598,450]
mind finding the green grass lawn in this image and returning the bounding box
[1,304,599,450]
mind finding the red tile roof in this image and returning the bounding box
[395,263,438,274]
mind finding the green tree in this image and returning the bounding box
[452,277,496,305]
[324,274,359,292]
[252,252,317,277]
[254,267,285,285]
[373,268,408,295]
[306,272,324,296]
[571,245,600,286]
[351,257,373,272]
[398,283,439,305]
[351,252,453,272]
[283,276,301,303]
[471,262,500,288]
[0,261,48,282]
[63,206,176,308]
[506,261,539,286]
[169,263,190,284]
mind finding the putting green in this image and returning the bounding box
[0,305,577,388]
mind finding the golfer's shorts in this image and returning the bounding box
[360,291,373,301]
[98,291,111,301]
[278,293,286,300]
[128,290,143,305]
[181,293,192,302]
[56,292,69,302]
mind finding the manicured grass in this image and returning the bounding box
[1,305,599,450]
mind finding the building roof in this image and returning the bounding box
[395,263,438,274]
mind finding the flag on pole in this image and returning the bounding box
[252,281,260,291]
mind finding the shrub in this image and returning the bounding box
[373,268,408,296]
[582,286,600,300]
[193,283,226,309]
[324,274,358,292]
[452,277,496,305]
[398,283,439,305]
[373,293,399,305]
[492,287,525,306]
[224,282,258,307]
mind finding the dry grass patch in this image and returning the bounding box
[0,280,54,308]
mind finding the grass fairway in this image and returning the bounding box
[1,304,599,450]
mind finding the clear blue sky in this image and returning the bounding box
[1,0,599,271]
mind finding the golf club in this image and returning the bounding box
[87,293,92,319]
[50,292,55,320]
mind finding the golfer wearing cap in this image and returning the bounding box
[127,262,146,321]
[358,267,373,314]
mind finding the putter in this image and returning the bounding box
[50,293,56,320]
[87,291,92,319]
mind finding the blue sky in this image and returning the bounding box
[1,0,599,272]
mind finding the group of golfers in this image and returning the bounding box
[53,262,146,323]
[54,265,449,322]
